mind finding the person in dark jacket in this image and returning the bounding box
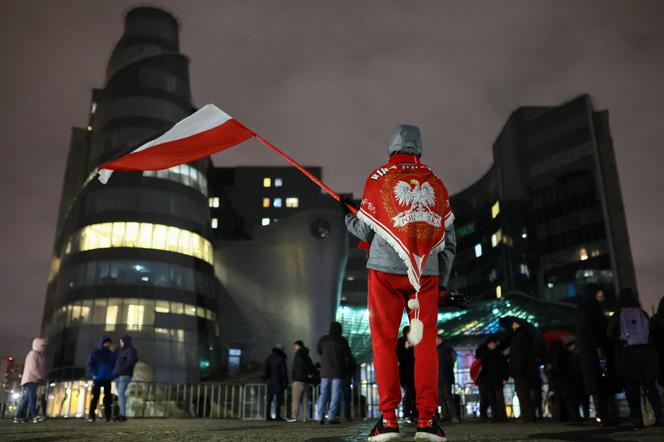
[86,336,117,422]
[544,340,580,422]
[112,335,138,422]
[436,332,459,423]
[607,289,664,429]
[575,283,613,425]
[264,345,288,421]
[651,296,664,387]
[397,326,416,422]
[316,321,351,424]
[476,335,508,422]
[289,340,315,422]
[343,354,358,421]
[508,321,537,422]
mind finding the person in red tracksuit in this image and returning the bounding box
[343,125,459,442]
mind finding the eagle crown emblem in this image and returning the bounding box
[392,180,441,228]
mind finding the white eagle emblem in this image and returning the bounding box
[392,179,442,228]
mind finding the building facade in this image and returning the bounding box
[449,95,636,303]
[42,7,221,382]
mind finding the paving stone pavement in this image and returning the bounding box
[0,419,662,441]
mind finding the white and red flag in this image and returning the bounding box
[98,104,254,183]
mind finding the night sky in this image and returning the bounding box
[1,0,663,358]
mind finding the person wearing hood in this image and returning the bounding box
[316,321,351,425]
[651,296,664,387]
[343,125,458,441]
[112,335,138,422]
[264,344,288,421]
[289,340,315,422]
[508,320,538,423]
[86,336,117,422]
[13,338,47,423]
[574,283,612,425]
[606,289,663,429]
[475,335,508,423]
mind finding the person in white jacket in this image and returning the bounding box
[14,338,47,423]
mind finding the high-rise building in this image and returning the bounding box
[449,95,636,302]
[42,7,221,382]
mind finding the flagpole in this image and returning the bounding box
[254,134,358,214]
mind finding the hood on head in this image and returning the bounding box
[297,346,310,356]
[387,125,422,157]
[32,338,47,352]
[98,336,112,349]
[582,283,602,304]
[329,321,342,336]
[272,346,286,357]
[121,335,133,348]
[616,288,640,309]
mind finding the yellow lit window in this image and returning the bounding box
[138,223,153,249]
[153,224,167,249]
[495,285,502,299]
[580,248,589,261]
[491,230,502,247]
[286,197,299,208]
[125,222,140,247]
[263,177,271,188]
[179,230,192,256]
[171,302,184,315]
[126,304,144,331]
[262,198,270,208]
[155,301,170,314]
[491,201,500,219]
[208,197,220,208]
[166,226,180,252]
[105,305,118,332]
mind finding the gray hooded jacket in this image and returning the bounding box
[344,125,456,286]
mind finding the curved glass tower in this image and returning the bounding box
[42,7,220,382]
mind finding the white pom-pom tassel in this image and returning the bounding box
[407,298,420,310]
[408,318,424,346]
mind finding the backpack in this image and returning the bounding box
[470,358,482,384]
[619,308,650,346]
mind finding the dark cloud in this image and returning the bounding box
[1,0,663,356]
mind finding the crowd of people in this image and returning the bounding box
[12,334,138,423]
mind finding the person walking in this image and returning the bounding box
[343,125,460,441]
[575,283,612,425]
[87,336,117,422]
[316,321,351,425]
[397,326,416,423]
[112,335,138,422]
[436,332,459,423]
[509,320,537,423]
[651,297,664,387]
[264,345,288,421]
[607,289,664,429]
[13,338,47,423]
[288,340,315,422]
[476,335,508,422]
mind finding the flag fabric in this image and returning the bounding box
[98,104,254,183]
[356,153,454,293]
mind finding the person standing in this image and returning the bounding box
[87,336,117,422]
[397,326,416,422]
[13,338,47,423]
[436,332,459,423]
[651,297,664,387]
[607,289,664,429]
[112,335,138,422]
[316,321,351,425]
[264,345,288,421]
[575,283,612,425]
[476,336,508,422]
[509,321,537,423]
[344,125,459,441]
[288,340,314,422]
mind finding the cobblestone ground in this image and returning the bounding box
[1,419,662,441]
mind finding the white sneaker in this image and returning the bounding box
[32,416,46,423]
[287,418,297,422]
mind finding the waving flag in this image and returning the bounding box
[98,104,254,183]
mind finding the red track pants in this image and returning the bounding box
[367,269,439,421]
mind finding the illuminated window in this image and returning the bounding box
[145,164,207,196]
[263,177,271,188]
[105,305,118,332]
[521,228,527,239]
[64,222,214,264]
[262,198,270,208]
[126,304,144,331]
[579,248,589,261]
[286,197,299,208]
[495,285,502,299]
[261,218,271,226]
[155,301,170,313]
[274,178,283,187]
[491,201,500,219]
[273,198,283,208]
[91,102,97,114]
[474,243,482,258]
[209,197,220,208]
[211,218,218,229]
[491,230,502,247]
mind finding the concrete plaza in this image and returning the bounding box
[1,418,663,441]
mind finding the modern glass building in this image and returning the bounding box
[449,95,636,303]
[42,7,221,382]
